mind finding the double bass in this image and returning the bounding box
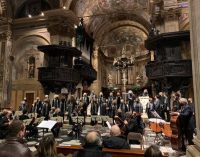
[170,114,182,151]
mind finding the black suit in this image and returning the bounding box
[103,135,130,149]
[179,104,194,149]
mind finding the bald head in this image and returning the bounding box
[85,131,101,145]
[111,125,121,136]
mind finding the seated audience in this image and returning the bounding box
[73,131,111,157]
[103,125,130,149]
[144,145,163,157]
[0,109,12,139]
[0,120,32,157]
[35,135,64,157]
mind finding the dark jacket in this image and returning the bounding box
[0,137,32,157]
[103,136,130,149]
[73,145,111,157]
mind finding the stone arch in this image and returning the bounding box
[12,35,50,80]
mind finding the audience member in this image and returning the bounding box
[35,135,64,157]
[73,131,111,157]
[103,125,129,149]
[0,120,32,157]
[144,145,163,157]
[0,109,12,139]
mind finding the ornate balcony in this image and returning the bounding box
[146,60,192,79]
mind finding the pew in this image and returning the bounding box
[57,145,145,157]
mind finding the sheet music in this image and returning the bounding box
[106,121,111,129]
[37,120,57,130]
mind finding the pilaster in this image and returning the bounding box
[187,0,200,156]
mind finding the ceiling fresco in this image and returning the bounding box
[100,26,147,57]
[69,0,150,57]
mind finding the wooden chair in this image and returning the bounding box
[127,132,144,149]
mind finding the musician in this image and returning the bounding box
[116,92,121,109]
[82,93,89,115]
[127,90,134,112]
[42,98,51,120]
[19,109,38,138]
[33,97,43,117]
[103,125,130,149]
[133,97,143,114]
[51,94,60,108]
[108,92,114,117]
[146,97,154,118]
[91,97,98,115]
[124,112,145,139]
[119,99,128,114]
[172,92,181,111]
[159,92,170,121]
[97,92,105,115]
[171,98,194,151]
[19,98,28,112]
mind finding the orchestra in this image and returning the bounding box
[0,90,196,152]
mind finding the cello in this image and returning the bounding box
[170,114,182,151]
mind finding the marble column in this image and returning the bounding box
[187,0,200,156]
[0,30,12,108]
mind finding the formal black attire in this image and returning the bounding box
[73,144,111,157]
[179,104,194,150]
[103,135,130,149]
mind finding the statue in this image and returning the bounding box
[28,63,35,78]
[107,73,113,86]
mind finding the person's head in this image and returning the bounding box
[110,125,121,136]
[8,120,25,139]
[85,131,102,147]
[109,92,113,96]
[135,97,140,103]
[144,145,163,157]
[179,98,188,106]
[99,92,103,97]
[37,135,57,157]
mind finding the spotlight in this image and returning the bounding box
[41,12,44,16]
[63,6,66,9]
[28,14,32,18]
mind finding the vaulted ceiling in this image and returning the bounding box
[69,0,151,57]
[9,0,151,57]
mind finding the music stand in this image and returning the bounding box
[37,120,57,137]
[149,111,165,144]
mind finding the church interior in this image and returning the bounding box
[0,0,200,157]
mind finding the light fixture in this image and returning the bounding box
[28,14,32,18]
[63,6,66,9]
[41,12,44,16]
